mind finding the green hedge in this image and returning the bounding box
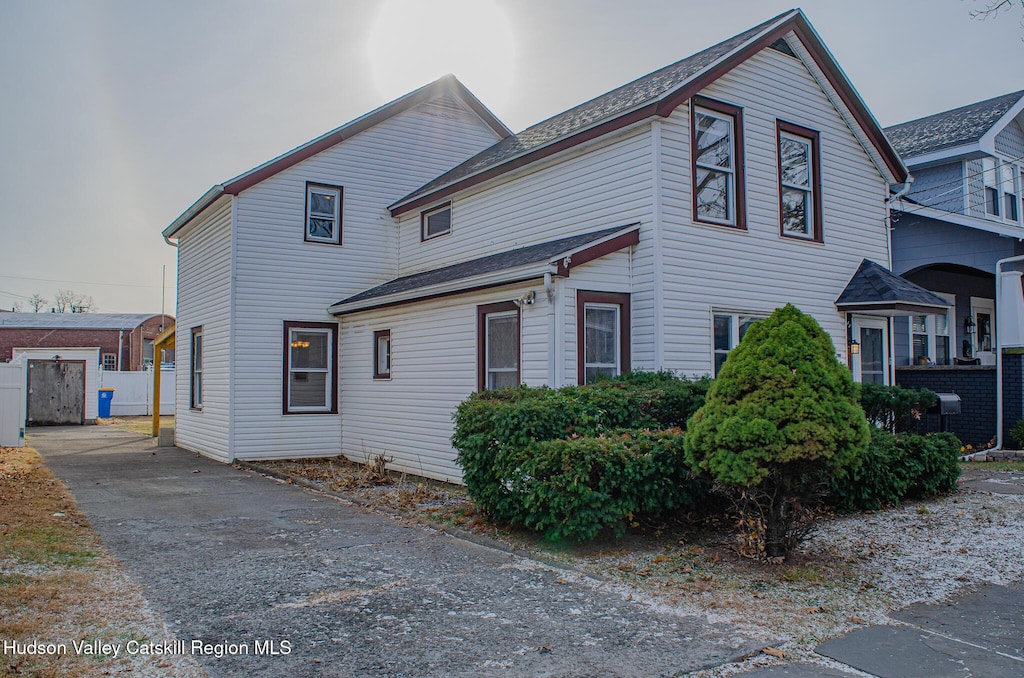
[451,371,710,527]
[499,430,707,542]
[859,383,938,433]
[828,427,961,511]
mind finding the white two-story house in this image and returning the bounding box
[165,9,945,481]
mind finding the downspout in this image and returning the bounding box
[117,331,124,371]
[994,254,1024,451]
[545,272,555,387]
[887,175,914,205]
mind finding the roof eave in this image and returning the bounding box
[162,186,226,240]
[329,262,553,316]
[894,202,1024,239]
[898,143,984,169]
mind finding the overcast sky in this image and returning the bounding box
[1,0,1021,314]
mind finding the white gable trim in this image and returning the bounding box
[980,93,1024,156]
[896,201,1024,239]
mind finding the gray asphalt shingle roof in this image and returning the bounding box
[836,260,951,309]
[392,11,793,209]
[0,313,168,330]
[884,90,1024,159]
[332,226,632,310]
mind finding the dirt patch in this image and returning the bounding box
[0,446,203,677]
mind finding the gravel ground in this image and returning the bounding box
[257,459,1024,675]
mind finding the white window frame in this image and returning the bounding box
[190,327,203,410]
[693,106,737,226]
[101,353,117,371]
[779,131,815,239]
[582,302,621,383]
[421,203,452,241]
[485,310,519,389]
[373,329,391,380]
[305,183,343,244]
[982,157,1021,223]
[711,311,767,376]
[908,293,955,366]
[285,325,334,413]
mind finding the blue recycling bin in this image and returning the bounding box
[98,388,115,418]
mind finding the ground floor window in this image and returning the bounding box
[102,353,117,371]
[577,291,630,384]
[712,311,765,376]
[373,329,391,379]
[190,326,203,409]
[283,321,337,414]
[477,302,520,390]
[910,295,953,365]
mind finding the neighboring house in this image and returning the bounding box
[166,9,943,482]
[885,90,1024,444]
[0,313,174,371]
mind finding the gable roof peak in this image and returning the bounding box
[164,74,509,239]
[390,8,903,215]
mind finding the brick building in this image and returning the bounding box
[0,313,174,371]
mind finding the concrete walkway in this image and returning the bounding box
[30,426,758,678]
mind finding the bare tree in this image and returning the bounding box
[968,0,1024,32]
[52,289,96,313]
[28,293,47,313]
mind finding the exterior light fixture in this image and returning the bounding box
[964,316,976,332]
[849,340,860,355]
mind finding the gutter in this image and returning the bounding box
[887,175,914,204]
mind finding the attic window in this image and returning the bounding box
[768,38,797,58]
[305,183,343,245]
[421,203,452,241]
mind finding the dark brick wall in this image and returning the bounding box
[1003,353,1024,446]
[896,366,995,446]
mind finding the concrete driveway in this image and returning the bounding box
[30,426,758,677]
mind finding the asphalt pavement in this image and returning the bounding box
[30,425,759,677]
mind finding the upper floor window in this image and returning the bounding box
[982,158,1020,222]
[777,121,822,241]
[691,97,745,228]
[421,203,452,241]
[283,321,337,414]
[305,183,343,244]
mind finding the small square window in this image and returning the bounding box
[421,203,452,240]
[305,183,343,244]
[102,353,117,371]
[373,329,391,380]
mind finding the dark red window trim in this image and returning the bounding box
[690,96,746,230]
[190,326,203,411]
[776,120,823,243]
[420,202,452,242]
[373,329,391,380]
[282,321,339,415]
[304,181,344,246]
[576,291,631,385]
[476,301,520,391]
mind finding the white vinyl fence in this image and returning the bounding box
[98,369,175,416]
[0,362,26,446]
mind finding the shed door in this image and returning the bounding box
[27,360,86,426]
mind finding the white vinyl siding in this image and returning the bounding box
[228,95,500,460]
[174,196,233,460]
[340,283,548,482]
[658,43,890,375]
[398,127,655,275]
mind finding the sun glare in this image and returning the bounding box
[366,0,517,117]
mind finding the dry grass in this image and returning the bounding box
[96,415,174,436]
[0,446,202,677]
